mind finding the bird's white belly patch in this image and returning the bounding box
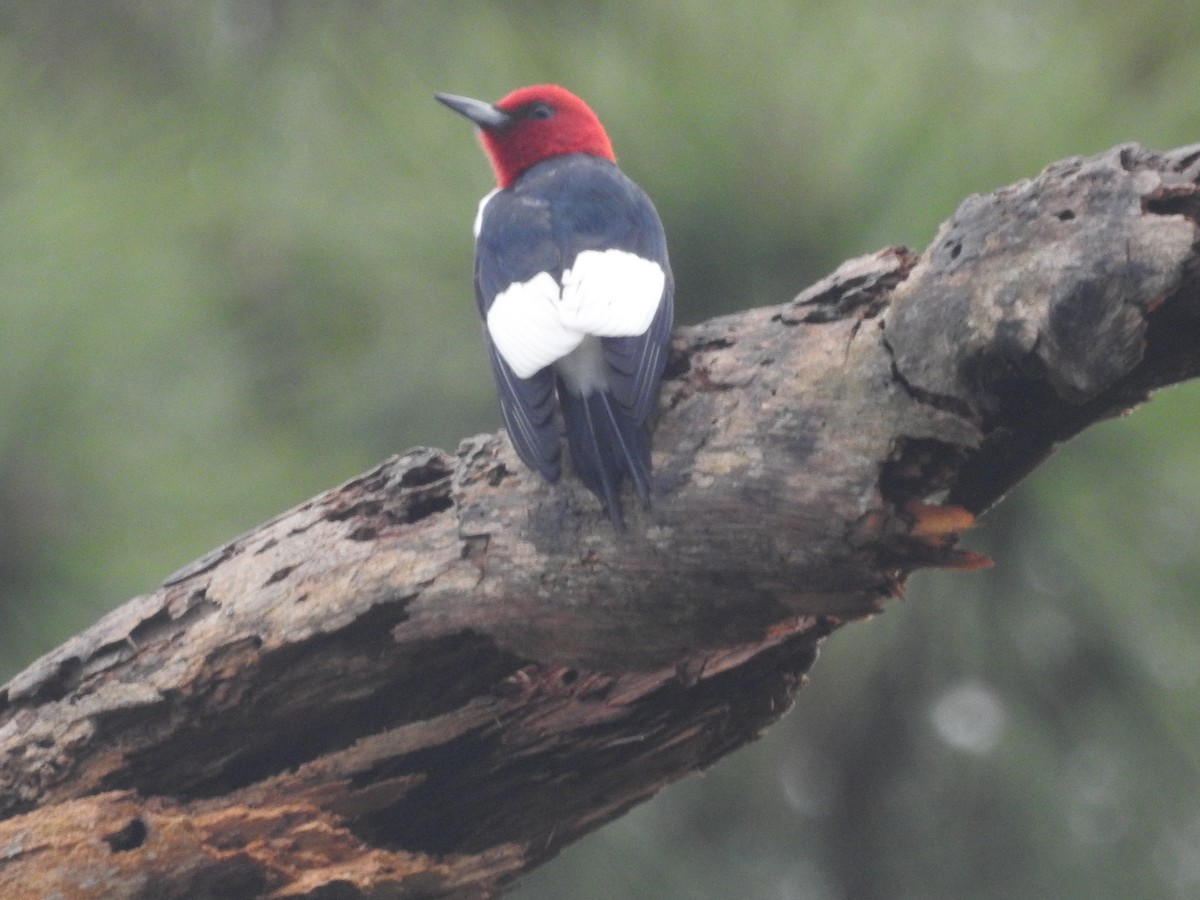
[486,249,664,380]
[555,335,607,395]
[473,189,500,238]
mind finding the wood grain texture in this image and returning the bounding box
[1,142,1198,899]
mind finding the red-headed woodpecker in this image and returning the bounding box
[436,85,674,526]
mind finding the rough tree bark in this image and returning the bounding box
[1,142,1198,899]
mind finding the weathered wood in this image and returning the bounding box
[1,142,1197,899]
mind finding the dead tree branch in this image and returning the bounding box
[1,142,1198,899]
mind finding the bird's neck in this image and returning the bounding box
[481,129,615,188]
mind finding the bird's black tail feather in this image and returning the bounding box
[558,384,652,528]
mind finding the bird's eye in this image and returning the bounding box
[527,102,555,120]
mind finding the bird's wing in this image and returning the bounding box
[474,188,565,481]
[485,338,561,482]
[600,282,673,421]
[544,158,674,423]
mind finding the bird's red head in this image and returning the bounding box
[437,84,615,188]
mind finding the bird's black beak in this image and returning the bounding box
[435,92,514,130]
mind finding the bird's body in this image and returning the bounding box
[437,85,673,525]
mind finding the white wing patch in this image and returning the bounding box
[559,250,665,337]
[487,273,582,379]
[486,249,665,380]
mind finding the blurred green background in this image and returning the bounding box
[2,2,1199,897]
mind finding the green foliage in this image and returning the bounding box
[1,2,1198,897]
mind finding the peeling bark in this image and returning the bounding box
[1,142,1198,899]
